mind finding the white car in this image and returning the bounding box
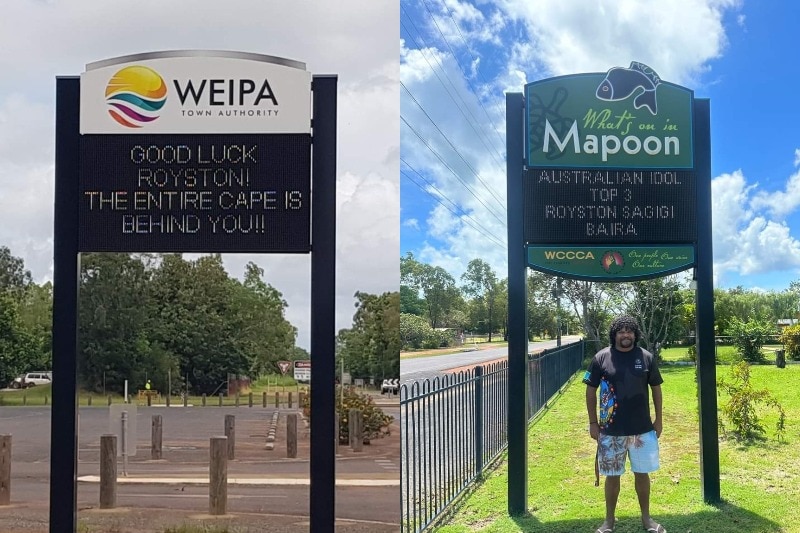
[10,372,52,389]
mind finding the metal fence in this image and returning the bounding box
[400,340,585,533]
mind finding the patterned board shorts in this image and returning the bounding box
[597,430,660,476]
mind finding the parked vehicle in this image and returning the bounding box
[9,371,52,389]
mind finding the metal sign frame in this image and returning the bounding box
[52,55,338,532]
[506,70,718,515]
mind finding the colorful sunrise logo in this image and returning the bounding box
[104,66,167,128]
[601,251,624,274]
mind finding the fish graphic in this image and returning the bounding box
[595,61,661,115]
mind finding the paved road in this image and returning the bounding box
[0,401,401,531]
[400,335,582,382]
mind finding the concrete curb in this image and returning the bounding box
[77,475,399,487]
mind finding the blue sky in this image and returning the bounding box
[401,0,800,292]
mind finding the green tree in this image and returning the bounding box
[232,262,296,376]
[78,253,170,393]
[149,254,248,394]
[0,294,39,385]
[461,259,500,342]
[0,246,32,298]
[400,285,426,315]
[622,275,685,357]
[337,291,400,381]
[728,317,774,363]
[401,253,460,329]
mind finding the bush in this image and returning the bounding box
[301,385,393,444]
[779,324,800,361]
[728,318,773,363]
[717,361,785,442]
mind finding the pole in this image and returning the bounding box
[310,74,337,533]
[121,411,128,477]
[50,76,80,533]
[506,92,528,515]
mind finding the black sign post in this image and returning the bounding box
[52,54,338,532]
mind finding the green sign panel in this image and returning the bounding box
[526,62,694,168]
[526,245,694,281]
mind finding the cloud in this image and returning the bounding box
[403,218,420,230]
[0,1,399,350]
[712,169,800,281]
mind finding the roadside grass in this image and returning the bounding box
[0,375,312,407]
[432,364,800,533]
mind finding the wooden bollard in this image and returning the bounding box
[287,414,297,458]
[224,415,235,460]
[218,393,223,407]
[262,392,267,408]
[165,394,170,407]
[349,409,363,452]
[99,434,117,509]
[288,392,293,409]
[44,395,48,406]
[183,392,188,408]
[235,394,240,408]
[0,435,10,505]
[147,393,152,407]
[209,436,228,515]
[151,415,163,460]
[107,395,112,406]
[87,395,92,407]
[274,392,280,408]
[202,394,207,407]
[248,392,253,408]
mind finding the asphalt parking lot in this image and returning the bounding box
[0,397,401,532]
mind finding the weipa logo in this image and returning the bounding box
[105,66,167,128]
[526,62,694,168]
[106,66,280,129]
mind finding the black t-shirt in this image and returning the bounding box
[583,345,663,436]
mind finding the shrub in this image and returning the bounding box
[717,361,785,442]
[301,385,393,444]
[728,317,773,363]
[779,324,800,361]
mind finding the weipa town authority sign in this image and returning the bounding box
[524,62,697,280]
[78,51,312,253]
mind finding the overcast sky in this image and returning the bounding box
[0,1,399,350]
[401,0,800,292]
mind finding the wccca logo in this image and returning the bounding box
[105,66,167,128]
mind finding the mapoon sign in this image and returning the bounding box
[523,62,699,280]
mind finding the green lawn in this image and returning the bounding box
[432,365,800,533]
[660,344,785,365]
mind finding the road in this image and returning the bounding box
[0,401,401,532]
[400,335,582,382]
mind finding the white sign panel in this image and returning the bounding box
[293,360,311,383]
[80,51,311,134]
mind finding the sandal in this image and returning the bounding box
[645,524,666,533]
[596,529,613,533]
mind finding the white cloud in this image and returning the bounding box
[0,1,399,350]
[712,169,800,282]
[403,218,420,230]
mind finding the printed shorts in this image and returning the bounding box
[597,430,659,476]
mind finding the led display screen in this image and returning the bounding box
[524,168,696,244]
[79,133,311,252]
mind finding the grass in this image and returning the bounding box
[660,344,785,365]
[431,364,800,533]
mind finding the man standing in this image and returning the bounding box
[584,315,665,533]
